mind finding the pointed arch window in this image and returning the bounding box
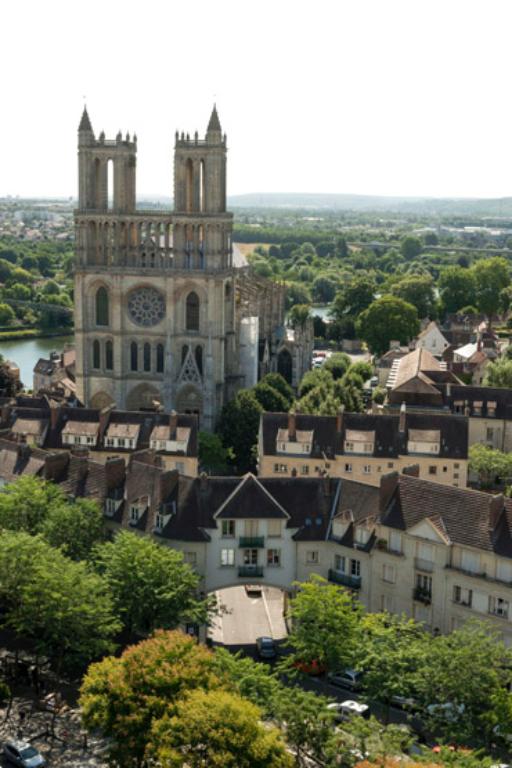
[144,342,151,372]
[130,342,138,371]
[105,340,113,371]
[186,291,200,331]
[195,345,203,375]
[92,340,101,369]
[95,287,109,326]
[156,343,164,373]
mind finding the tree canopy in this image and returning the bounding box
[357,295,420,356]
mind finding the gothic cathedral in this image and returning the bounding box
[74,106,312,428]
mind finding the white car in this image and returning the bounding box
[327,700,370,721]
[3,740,46,768]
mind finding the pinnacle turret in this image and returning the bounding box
[206,104,222,134]
[78,106,93,133]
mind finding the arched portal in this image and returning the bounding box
[175,385,202,416]
[277,348,293,384]
[90,391,115,410]
[126,383,161,411]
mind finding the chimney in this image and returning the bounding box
[402,464,419,478]
[0,399,14,427]
[336,405,345,433]
[379,471,399,513]
[288,409,296,441]
[399,402,406,433]
[49,401,61,430]
[489,493,504,530]
[170,409,178,439]
[99,404,114,440]
[16,434,30,461]
[43,451,70,481]
[105,456,126,492]
[71,445,89,458]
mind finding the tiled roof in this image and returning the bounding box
[380,473,512,557]
[260,411,468,460]
[215,474,289,520]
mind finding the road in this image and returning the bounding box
[209,585,287,646]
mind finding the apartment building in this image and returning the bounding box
[329,469,512,646]
[258,407,468,488]
[0,395,198,475]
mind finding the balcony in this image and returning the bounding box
[414,557,434,573]
[328,569,361,589]
[238,565,264,578]
[239,536,265,548]
[413,586,432,605]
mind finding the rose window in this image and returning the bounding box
[127,287,165,326]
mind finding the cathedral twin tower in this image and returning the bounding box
[74,106,309,427]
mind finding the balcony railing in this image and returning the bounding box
[413,586,432,605]
[414,557,434,573]
[238,565,264,578]
[328,569,361,589]
[239,536,265,548]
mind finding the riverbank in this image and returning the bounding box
[0,328,74,342]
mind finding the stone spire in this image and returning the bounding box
[78,106,93,133]
[206,104,222,143]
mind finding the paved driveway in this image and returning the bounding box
[209,585,287,646]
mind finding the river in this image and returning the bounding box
[0,335,74,390]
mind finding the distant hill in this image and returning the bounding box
[227,192,512,217]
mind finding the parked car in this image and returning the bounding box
[256,636,277,659]
[3,740,46,768]
[390,693,419,711]
[426,702,465,722]
[327,669,363,691]
[245,583,262,597]
[293,658,326,676]
[327,700,370,721]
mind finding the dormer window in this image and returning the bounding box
[276,428,313,455]
[407,429,440,456]
[354,527,370,547]
[487,401,497,417]
[130,506,139,523]
[344,430,375,455]
[473,401,483,416]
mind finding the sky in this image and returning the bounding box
[2,0,512,200]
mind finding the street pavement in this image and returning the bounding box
[209,585,287,646]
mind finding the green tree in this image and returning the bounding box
[285,282,312,310]
[0,531,119,671]
[147,689,292,768]
[391,274,436,319]
[357,295,420,356]
[272,685,334,767]
[93,531,206,635]
[40,498,105,560]
[0,303,15,325]
[5,283,31,300]
[288,303,311,328]
[312,275,337,303]
[42,280,60,295]
[0,476,63,533]
[484,358,512,388]
[414,620,512,744]
[8,267,33,285]
[0,259,13,283]
[348,361,374,381]
[330,276,375,321]
[253,382,291,413]
[260,373,294,408]
[80,630,219,767]
[468,443,512,487]
[298,368,333,398]
[198,431,233,474]
[285,574,362,672]
[472,256,510,318]
[360,613,427,718]
[323,352,352,380]
[438,266,477,315]
[218,389,263,472]
[400,236,422,260]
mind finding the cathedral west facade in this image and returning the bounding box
[74,106,312,429]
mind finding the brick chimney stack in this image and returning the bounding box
[379,471,399,513]
[170,409,178,439]
[336,405,345,433]
[399,402,406,433]
[49,401,61,430]
[288,409,296,441]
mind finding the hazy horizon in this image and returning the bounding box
[2,0,512,200]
